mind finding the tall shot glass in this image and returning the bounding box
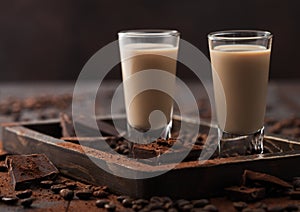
[208,30,273,156]
[118,30,180,143]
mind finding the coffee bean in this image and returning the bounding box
[122,198,133,207]
[60,189,74,200]
[132,204,143,210]
[168,208,178,212]
[203,204,218,212]
[292,178,300,189]
[20,198,34,208]
[254,202,268,210]
[150,196,164,203]
[51,184,67,194]
[175,199,190,208]
[93,190,109,198]
[148,202,164,210]
[284,204,299,211]
[267,206,285,212]
[123,149,130,155]
[104,202,116,211]
[150,210,165,212]
[65,182,77,190]
[241,209,253,212]
[233,202,248,211]
[85,185,93,190]
[193,199,210,208]
[16,189,33,199]
[1,196,19,205]
[117,195,129,202]
[40,180,54,188]
[75,189,93,200]
[95,199,109,208]
[0,164,8,172]
[182,204,193,211]
[133,198,149,206]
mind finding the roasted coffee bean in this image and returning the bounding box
[254,202,268,210]
[1,196,19,205]
[284,204,299,211]
[16,189,32,199]
[123,149,130,155]
[150,196,163,203]
[40,180,54,188]
[60,189,74,200]
[150,210,165,212]
[65,182,77,190]
[193,199,210,208]
[133,198,149,206]
[267,206,285,212]
[84,185,93,190]
[51,184,67,194]
[203,204,218,212]
[292,178,300,189]
[93,190,109,198]
[93,185,109,192]
[233,202,248,211]
[20,198,34,208]
[132,204,143,210]
[181,204,193,211]
[75,189,93,200]
[168,208,178,212]
[117,195,129,202]
[148,202,164,210]
[104,202,116,211]
[175,199,190,208]
[0,164,7,172]
[122,198,133,207]
[96,199,110,208]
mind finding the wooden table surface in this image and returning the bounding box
[0,80,299,211]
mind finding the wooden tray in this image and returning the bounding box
[1,117,300,199]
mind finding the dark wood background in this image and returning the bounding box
[1,0,299,81]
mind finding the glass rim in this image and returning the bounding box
[118,29,180,38]
[208,30,273,41]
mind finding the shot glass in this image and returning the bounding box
[208,30,273,156]
[118,30,180,143]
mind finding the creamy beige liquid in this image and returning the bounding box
[210,45,271,134]
[120,43,178,130]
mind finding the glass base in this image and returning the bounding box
[127,120,172,145]
[218,127,264,157]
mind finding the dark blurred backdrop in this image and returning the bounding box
[1,0,299,81]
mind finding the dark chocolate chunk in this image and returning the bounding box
[233,202,248,211]
[1,196,19,205]
[104,202,116,211]
[75,189,93,200]
[225,186,266,202]
[20,197,34,208]
[96,199,110,208]
[60,189,74,200]
[51,184,67,194]
[242,170,292,189]
[16,189,33,199]
[5,154,59,190]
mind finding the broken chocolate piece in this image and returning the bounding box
[225,186,266,202]
[5,154,59,190]
[242,170,292,189]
